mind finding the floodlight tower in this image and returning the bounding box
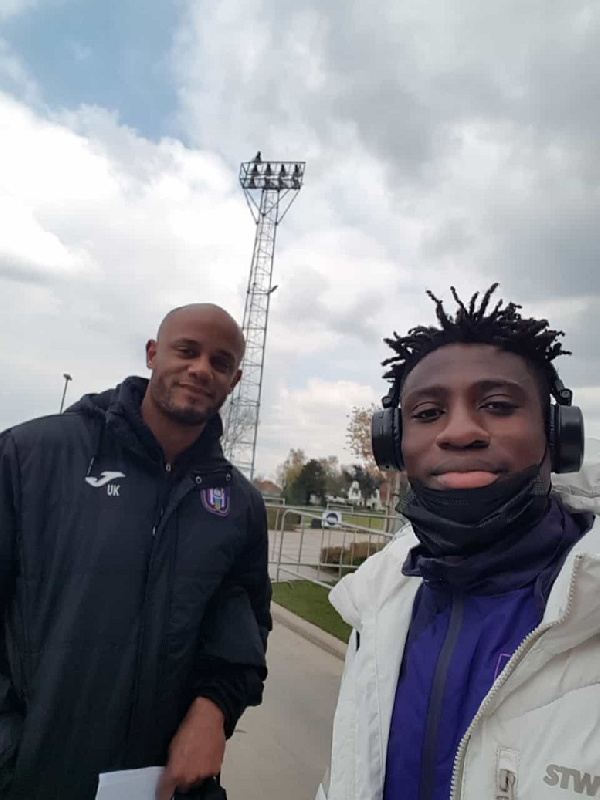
[223,154,305,480]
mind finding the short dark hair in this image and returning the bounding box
[382,284,571,405]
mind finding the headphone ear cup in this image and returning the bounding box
[548,403,558,472]
[550,404,585,474]
[371,408,404,471]
[393,408,404,471]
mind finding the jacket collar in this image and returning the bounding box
[330,513,600,633]
[68,376,228,472]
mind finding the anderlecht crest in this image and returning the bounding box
[201,487,231,517]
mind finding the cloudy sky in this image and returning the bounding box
[1,0,599,478]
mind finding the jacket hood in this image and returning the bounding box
[66,375,148,417]
[67,385,127,419]
[65,375,227,470]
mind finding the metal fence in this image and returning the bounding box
[267,504,401,589]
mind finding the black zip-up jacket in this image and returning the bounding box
[0,377,272,799]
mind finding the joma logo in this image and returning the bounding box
[545,765,600,797]
[85,471,125,496]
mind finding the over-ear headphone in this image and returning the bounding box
[371,368,585,474]
[546,371,585,474]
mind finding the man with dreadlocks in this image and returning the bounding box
[317,285,600,800]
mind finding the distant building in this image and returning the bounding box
[347,480,384,511]
[365,489,383,511]
[347,480,362,505]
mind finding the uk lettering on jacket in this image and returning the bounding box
[317,286,600,800]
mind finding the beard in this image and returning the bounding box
[151,377,225,427]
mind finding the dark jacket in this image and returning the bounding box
[0,377,272,799]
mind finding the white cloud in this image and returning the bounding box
[173,0,600,310]
[0,0,37,19]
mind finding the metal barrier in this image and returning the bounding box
[267,504,399,589]
[331,506,402,535]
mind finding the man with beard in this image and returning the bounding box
[0,304,271,799]
[318,285,599,800]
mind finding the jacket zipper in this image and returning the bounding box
[419,593,465,800]
[125,462,230,758]
[152,463,171,537]
[449,557,581,800]
[497,769,516,800]
[125,461,174,758]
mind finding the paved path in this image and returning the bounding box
[221,620,344,799]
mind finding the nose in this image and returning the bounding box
[436,402,490,451]
[187,354,213,383]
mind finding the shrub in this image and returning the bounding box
[320,540,386,570]
[266,506,301,531]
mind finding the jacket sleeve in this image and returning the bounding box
[191,489,272,737]
[0,432,24,781]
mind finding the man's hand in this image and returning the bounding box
[157,697,226,800]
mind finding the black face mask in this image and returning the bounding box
[400,464,551,558]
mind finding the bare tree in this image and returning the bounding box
[346,404,406,533]
[276,448,307,497]
[345,404,379,470]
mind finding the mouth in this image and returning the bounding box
[434,472,499,489]
[431,462,508,490]
[177,383,213,400]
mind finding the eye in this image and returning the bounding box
[212,358,233,373]
[412,407,443,422]
[177,347,195,358]
[481,400,518,416]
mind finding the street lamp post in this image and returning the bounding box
[59,373,73,414]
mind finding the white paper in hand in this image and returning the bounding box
[95,767,163,800]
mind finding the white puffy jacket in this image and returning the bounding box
[317,463,600,800]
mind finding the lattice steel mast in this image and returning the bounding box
[223,154,305,479]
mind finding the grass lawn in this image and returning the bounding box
[272,580,352,643]
[342,512,385,531]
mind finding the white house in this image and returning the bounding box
[347,480,383,511]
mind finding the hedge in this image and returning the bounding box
[320,540,386,570]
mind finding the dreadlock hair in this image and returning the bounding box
[383,284,571,409]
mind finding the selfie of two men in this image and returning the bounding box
[1,1,599,798]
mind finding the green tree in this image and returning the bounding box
[318,455,347,499]
[287,459,327,506]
